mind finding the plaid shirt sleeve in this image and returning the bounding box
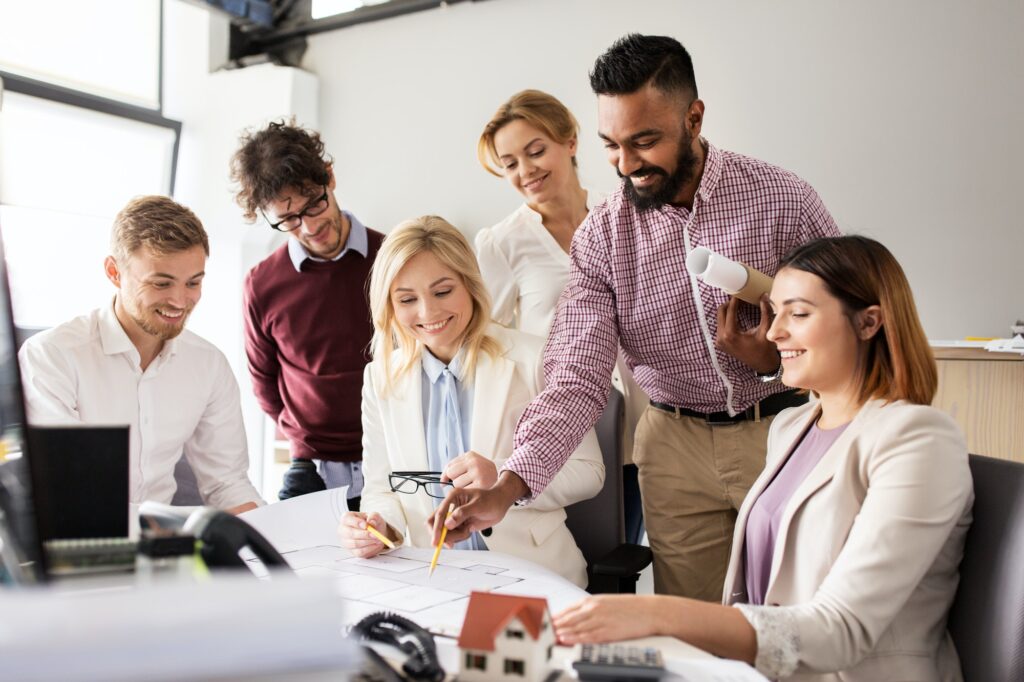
[501,210,620,498]
[798,180,842,242]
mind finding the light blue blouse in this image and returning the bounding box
[420,348,486,551]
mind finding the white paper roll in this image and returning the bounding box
[685,246,749,293]
[685,247,773,305]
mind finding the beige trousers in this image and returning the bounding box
[633,405,773,601]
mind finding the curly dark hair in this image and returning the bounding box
[590,33,698,102]
[230,119,333,222]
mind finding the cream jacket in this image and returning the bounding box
[359,325,604,586]
[724,399,973,681]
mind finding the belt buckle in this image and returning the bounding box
[705,412,739,426]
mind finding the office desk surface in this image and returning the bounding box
[242,490,765,680]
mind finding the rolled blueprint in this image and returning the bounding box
[685,247,773,305]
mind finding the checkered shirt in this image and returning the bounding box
[505,140,841,496]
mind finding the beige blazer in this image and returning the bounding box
[723,399,973,682]
[359,324,604,587]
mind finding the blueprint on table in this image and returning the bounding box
[240,491,587,636]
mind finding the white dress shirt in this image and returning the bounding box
[475,192,649,462]
[475,199,595,337]
[18,302,263,509]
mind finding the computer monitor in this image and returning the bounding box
[0,222,47,584]
[28,425,130,541]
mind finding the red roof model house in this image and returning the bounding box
[457,592,555,681]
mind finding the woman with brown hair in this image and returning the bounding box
[554,236,973,681]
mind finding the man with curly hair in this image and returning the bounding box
[231,121,384,506]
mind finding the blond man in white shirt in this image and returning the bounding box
[18,196,262,513]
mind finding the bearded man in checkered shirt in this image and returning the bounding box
[432,34,840,602]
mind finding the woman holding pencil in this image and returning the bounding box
[336,215,604,587]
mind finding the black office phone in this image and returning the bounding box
[140,504,289,573]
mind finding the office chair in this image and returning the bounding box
[170,455,203,506]
[564,389,652,594]
[947,454,1024,682]
[14,325,46,349]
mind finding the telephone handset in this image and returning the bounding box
[183,508,289,571]
[139,503,289,574]
[350,612,445,682]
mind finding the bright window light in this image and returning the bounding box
[0,92,176,327]
[0,0,161,108]
[312,0,392,20]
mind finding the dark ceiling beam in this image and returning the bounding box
[244,0,480,55]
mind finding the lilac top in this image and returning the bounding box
[744,421,850,605]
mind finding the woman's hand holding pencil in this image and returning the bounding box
[337,511,397,558]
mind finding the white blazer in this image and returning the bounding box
[723,399,973,681]
[359,324,605,586]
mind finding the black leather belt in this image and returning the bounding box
[650,389,807,425]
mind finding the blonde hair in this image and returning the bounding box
[477,89,580,177]
[110,195,209,263]
[368,216,501,391]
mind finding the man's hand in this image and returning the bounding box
[714,295,779,373]
[441,451,498,490]
[426,471,528,546]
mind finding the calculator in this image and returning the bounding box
[572,643,666,681]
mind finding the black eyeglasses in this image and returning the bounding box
[261,185,330,232]
[389,471,453,499]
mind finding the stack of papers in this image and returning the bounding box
[930,338,1024,355]
[984,336,1024,355]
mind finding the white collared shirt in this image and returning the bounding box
[18,302,263,509]
[474,191,602,337]
[286,210,369,272]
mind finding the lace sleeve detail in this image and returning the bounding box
[734,604,801,679]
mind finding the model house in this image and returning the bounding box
[457,592,555,681]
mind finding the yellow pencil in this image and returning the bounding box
[428,509,453,577]
[365,523,396,550]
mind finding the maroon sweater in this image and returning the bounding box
[243,229,383,462]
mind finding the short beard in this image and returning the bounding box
[129,305,190,341]
[620,130,700,211]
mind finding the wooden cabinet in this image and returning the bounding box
[932,348,1024,463]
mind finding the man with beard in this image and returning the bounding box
[232,121,382,508]
[19,196,262,512]
[432,34,840,601]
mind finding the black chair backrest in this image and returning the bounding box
[564,389,625,565]
[13,325,46,350]
[948,454,1024,682]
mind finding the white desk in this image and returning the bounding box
[243,491,766,681]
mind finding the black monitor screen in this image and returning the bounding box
[0,222,46,584]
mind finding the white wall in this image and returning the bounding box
[162,1,318,497]
[302,0,1024,338]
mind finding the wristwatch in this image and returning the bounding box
[756,362,783,383]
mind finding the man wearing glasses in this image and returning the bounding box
[231,120,384,507]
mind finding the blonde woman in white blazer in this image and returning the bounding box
[337,215,604,587]
[554,236,973,681]
[475,89,648,544]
